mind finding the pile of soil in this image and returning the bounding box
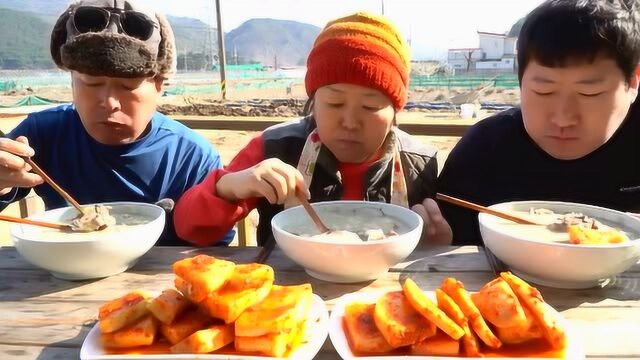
[158,99,306,117]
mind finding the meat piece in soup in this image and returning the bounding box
[72,204,116,232]
[309,230,363,243]
[529,208,600,232]
[496,208,630,244]
[28,209,156,242]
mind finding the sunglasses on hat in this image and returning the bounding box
[69,6,158,41]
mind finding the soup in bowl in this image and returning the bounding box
[271,201,423,283]
[11,202,165,280]
[479,201,640,289]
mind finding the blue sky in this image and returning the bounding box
[138,0,545,59]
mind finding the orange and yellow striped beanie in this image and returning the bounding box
[305,12,411,110]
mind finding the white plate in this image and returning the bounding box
[80,294,329,360]
[329,292,585,359]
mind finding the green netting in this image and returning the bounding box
[0,80,17,92]
[213,64,264,71]
[210,64,266,80]
[3,75,71,89]
[0,95,64,107]
[209,64,301,80]
[409,74,519,90]
[163,79,296,96]
[164,84,221,96]
[225,71,285,80]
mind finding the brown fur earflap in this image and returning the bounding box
[50,8,71,71]
[61,32,157,78]
[155,12,176,79]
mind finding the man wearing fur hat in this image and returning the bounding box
[0,0,234,245]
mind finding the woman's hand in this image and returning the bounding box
[216,158,310,204]
[412,198,453,246]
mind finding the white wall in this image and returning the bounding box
[475,58,514,70]
[448,59,469,70]
[504,38,517,56]
[479,34,505,60]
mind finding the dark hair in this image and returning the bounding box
[303,98,314,116]
[517,0,640,84]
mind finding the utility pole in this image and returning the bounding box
[215,0,227,100]
[381,0,385,15]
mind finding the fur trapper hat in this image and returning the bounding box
[51,0,176,79]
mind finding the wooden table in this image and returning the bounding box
[1,246,639,359]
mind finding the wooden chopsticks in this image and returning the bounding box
[295,185,330,233]
[0,214,71,231]
[436,193,539,225]
[23,157,85,216]
[0,130,85,216]
[435,193,515,274]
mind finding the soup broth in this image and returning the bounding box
[22,209,156,242]
[286,206,412,243]
[494,209,637,244]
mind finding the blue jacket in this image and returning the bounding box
[2,104,234,245]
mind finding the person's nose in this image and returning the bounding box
[549,94,580,128]
[101,88,121,113]
[340,105,362,130]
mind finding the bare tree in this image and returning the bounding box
[464,49,478,72]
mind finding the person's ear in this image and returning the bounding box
[630,64,640,103]
[154,77,164,94]
[632,65,640,89]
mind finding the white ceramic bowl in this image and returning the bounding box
[271,201,423,283]
[479,201,640,289]
[11,202,165,280]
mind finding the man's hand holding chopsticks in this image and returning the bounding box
[0,136,43,195]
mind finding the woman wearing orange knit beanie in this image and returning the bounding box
[174,12,452,248]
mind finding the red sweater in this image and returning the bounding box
[174,135,375,246]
